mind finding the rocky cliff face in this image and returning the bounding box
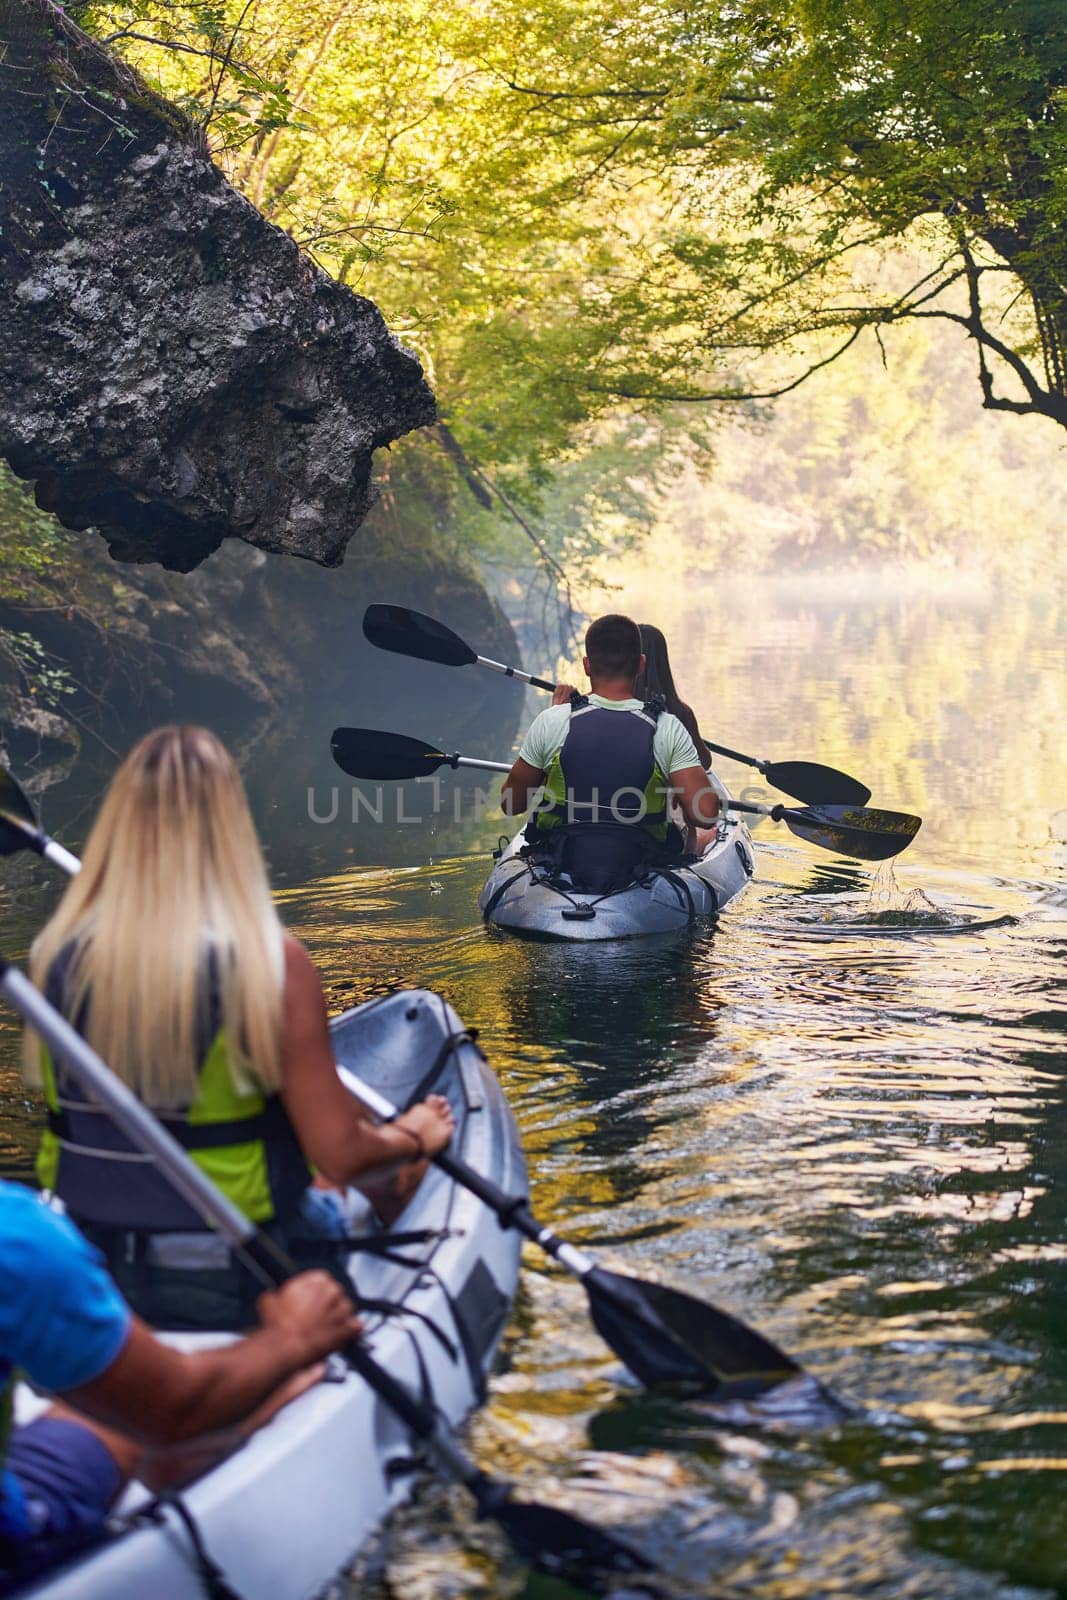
[0,1,435,572]
[0,495,519,828]
[0,3,522,855]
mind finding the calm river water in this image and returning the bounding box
[1,568,1065,1599]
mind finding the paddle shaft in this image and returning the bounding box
[479,671,786,777]
[702,738,770,771]
[470,660,774,773]
[42,837,81,876]
[0,958,510,1494]
[338,1068,805,1395]
[336,1068,593,1277]
[1,814,83,877]
[727,799,787,821]
[477,655,555,693]
[445,755,511,775]
[483,661,743,763]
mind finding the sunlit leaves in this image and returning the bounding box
[68,0,1067,597]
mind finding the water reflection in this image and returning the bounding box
[266,822,1064,1594]
[0,575,1064,1597]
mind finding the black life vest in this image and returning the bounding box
[35,950,310,1233]
[526,698,672,891]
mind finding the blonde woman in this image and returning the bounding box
[26,725,454,1330]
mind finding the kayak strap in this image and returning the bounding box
[516,845,709,923]
[382,1327,439,1485]
[515,849,646,913]
[288,1226,458,1272]
[132,1491,246,1600]
[406,1251,501,1407]
[347,1226,458,1263]
[401,1028,479,1111]
[481,865,534,921]
[350,1294,459,1363]
[645,864,705,923]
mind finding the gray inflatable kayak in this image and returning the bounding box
[479,802,757,941]
[16,990,524,1600]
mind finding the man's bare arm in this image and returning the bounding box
[669,766,720,829]
[501,757,546,817]
[64,1275,361,1447]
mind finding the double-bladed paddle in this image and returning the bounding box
[363,603,872,807]
[6,759,813,1399]
[329,728,921,862]
[0,956,651,1590]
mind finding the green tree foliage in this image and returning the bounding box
[49,0,1067,602]
[69,0,736,596]
[0,470,64,601]
[457,0,1067,426]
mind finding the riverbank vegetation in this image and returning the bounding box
[64,0,1066,574]
[3,0,1064,756]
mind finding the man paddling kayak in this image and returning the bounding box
[23,726,454,1332]
[501,614,720,892]
[0,1179,359,1591]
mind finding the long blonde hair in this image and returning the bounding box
[26,726,284,1107]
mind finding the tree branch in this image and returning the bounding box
[575,325,867,403]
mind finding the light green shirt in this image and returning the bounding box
[518,697,701,778]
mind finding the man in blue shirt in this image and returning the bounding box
[0,1180,360,1587]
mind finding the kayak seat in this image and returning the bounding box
[522,821,674,895]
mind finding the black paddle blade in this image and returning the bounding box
[0,768,43,858]
[330,728,449,781]
[363,604,477,669]
[585,1267,800,1399]
[761,759,870,808]
[485,1492,652,1588]
[784,803,922,862]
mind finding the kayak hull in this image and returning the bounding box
[16,990,523,1600]
[479,806,756,941]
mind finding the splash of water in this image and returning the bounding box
[859,859,957,926]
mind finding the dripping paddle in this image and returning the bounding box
[0,958,652,1589]
[362,603,871,806]
[7,758,811,1401]
[328,730,920,862]
[729,799,922,863]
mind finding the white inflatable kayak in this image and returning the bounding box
[479,799,757,941]
[16,990,524,1600]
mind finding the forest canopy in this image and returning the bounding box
[63,0,1067,586]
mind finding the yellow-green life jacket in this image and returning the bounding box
[36,963,308,1232]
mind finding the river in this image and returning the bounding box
[2,566,1065,1598]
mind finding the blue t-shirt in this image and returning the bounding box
[0,1182,130,1539]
